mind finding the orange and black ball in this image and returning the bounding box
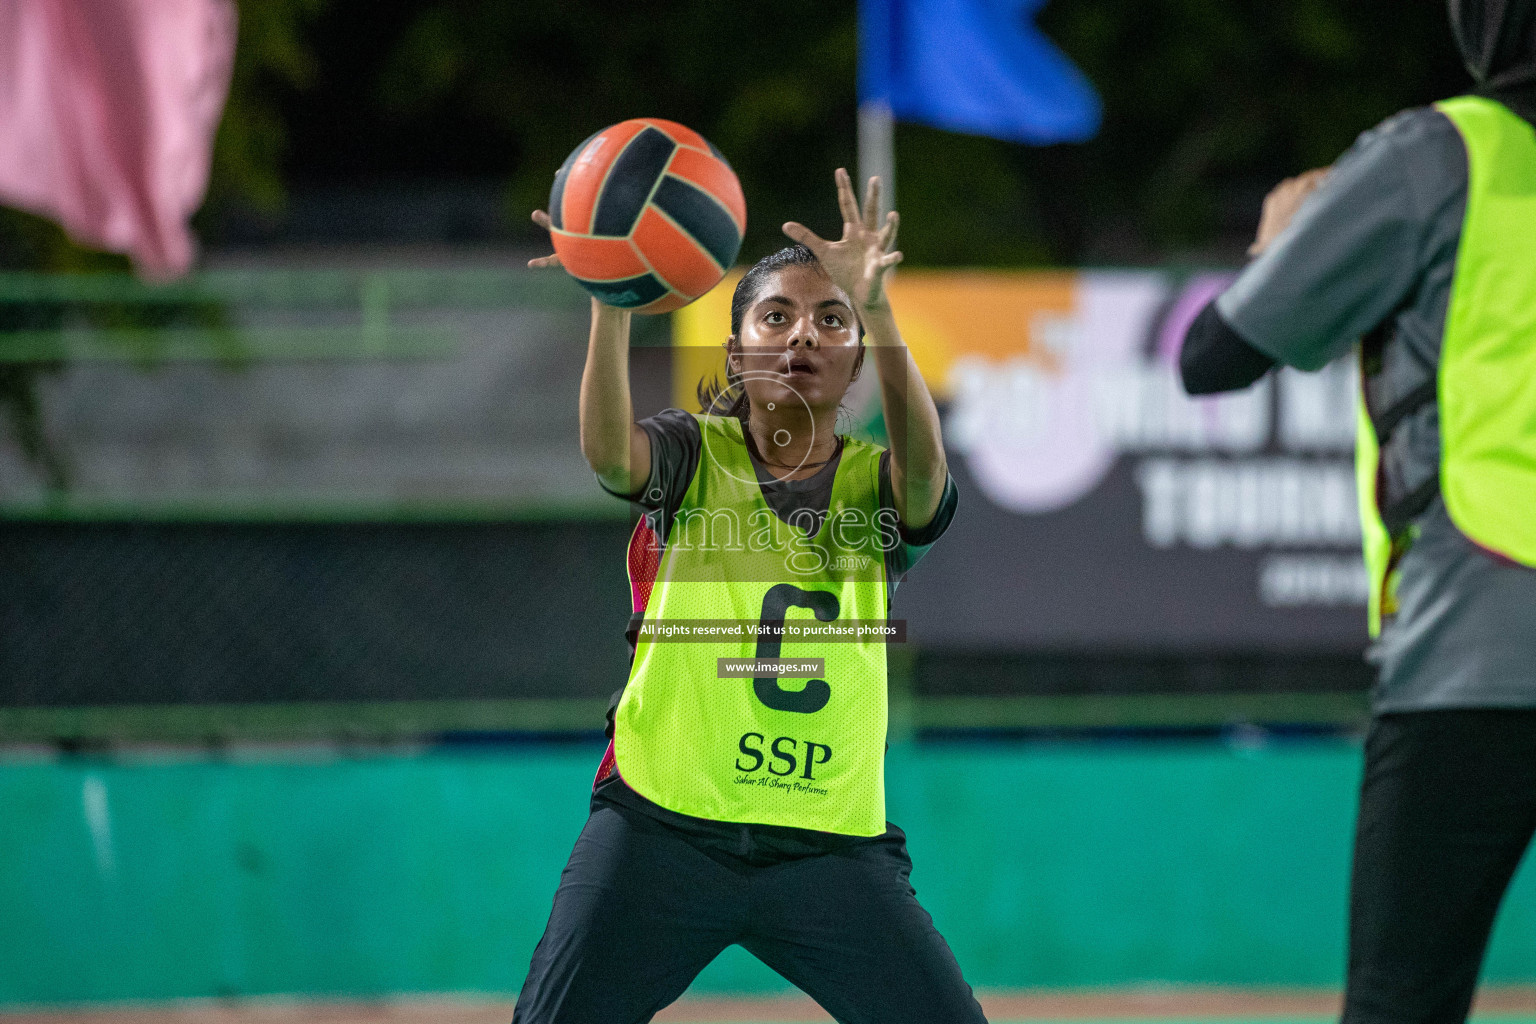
[549,119,746,313]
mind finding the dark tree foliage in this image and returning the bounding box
[275,0,861,260]
[272,0,1471,265]
[0,0,1480,269]
[1032,0,1471,262]
[202,0,330,218]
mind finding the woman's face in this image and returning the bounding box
[731,264,862,417]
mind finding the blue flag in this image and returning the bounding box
[860,0,1101,144]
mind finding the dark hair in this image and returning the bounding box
[696,244,862,422]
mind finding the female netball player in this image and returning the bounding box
[514,168,985,1024]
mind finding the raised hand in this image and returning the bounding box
[528,209,563,269]
[1250,167,1331,256]
[782,168,902,310]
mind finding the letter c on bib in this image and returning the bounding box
[752,584,837,714]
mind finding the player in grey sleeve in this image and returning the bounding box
[1208,101,1536,715]
[1180,2,1536,1022]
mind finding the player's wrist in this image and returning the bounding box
[859,296,895,328]
[590,299,632,337]
[859,290,891,312]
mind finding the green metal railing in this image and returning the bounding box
[0,267,597,362]
[0,266,588,308]
[0,692,1372,745]
[0,267,636,522]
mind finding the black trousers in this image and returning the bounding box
[1343,709,1536,1024]
[512,799,988,1024]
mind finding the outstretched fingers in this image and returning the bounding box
[879,250,904,269]
[528,209,562,268]
[782,220,829,254]
[863,176,881,232]
[834,167,862,231]
[879,210,900,252]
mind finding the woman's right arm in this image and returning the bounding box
[528,209,652,496]
[578,298,652,495]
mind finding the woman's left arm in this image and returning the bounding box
[860,295,948,529]
[783,168,948,528]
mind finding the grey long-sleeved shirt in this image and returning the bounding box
[1215,105,1536,713]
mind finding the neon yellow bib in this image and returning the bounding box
[614,414,891,836]
[1357,95,1536,635]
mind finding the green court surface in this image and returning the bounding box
[674,1007,1536,1024]
[3,745,1532,1005]
[665,1014,1533,1024]
[980,1019,1535,1024]
[1,996,1531,1024]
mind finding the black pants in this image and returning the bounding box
[512,800,988,1024]
[1343,709,1536,1024]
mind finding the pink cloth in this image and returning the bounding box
[0,0,236,278]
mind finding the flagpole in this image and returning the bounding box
[857,99,896,218]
